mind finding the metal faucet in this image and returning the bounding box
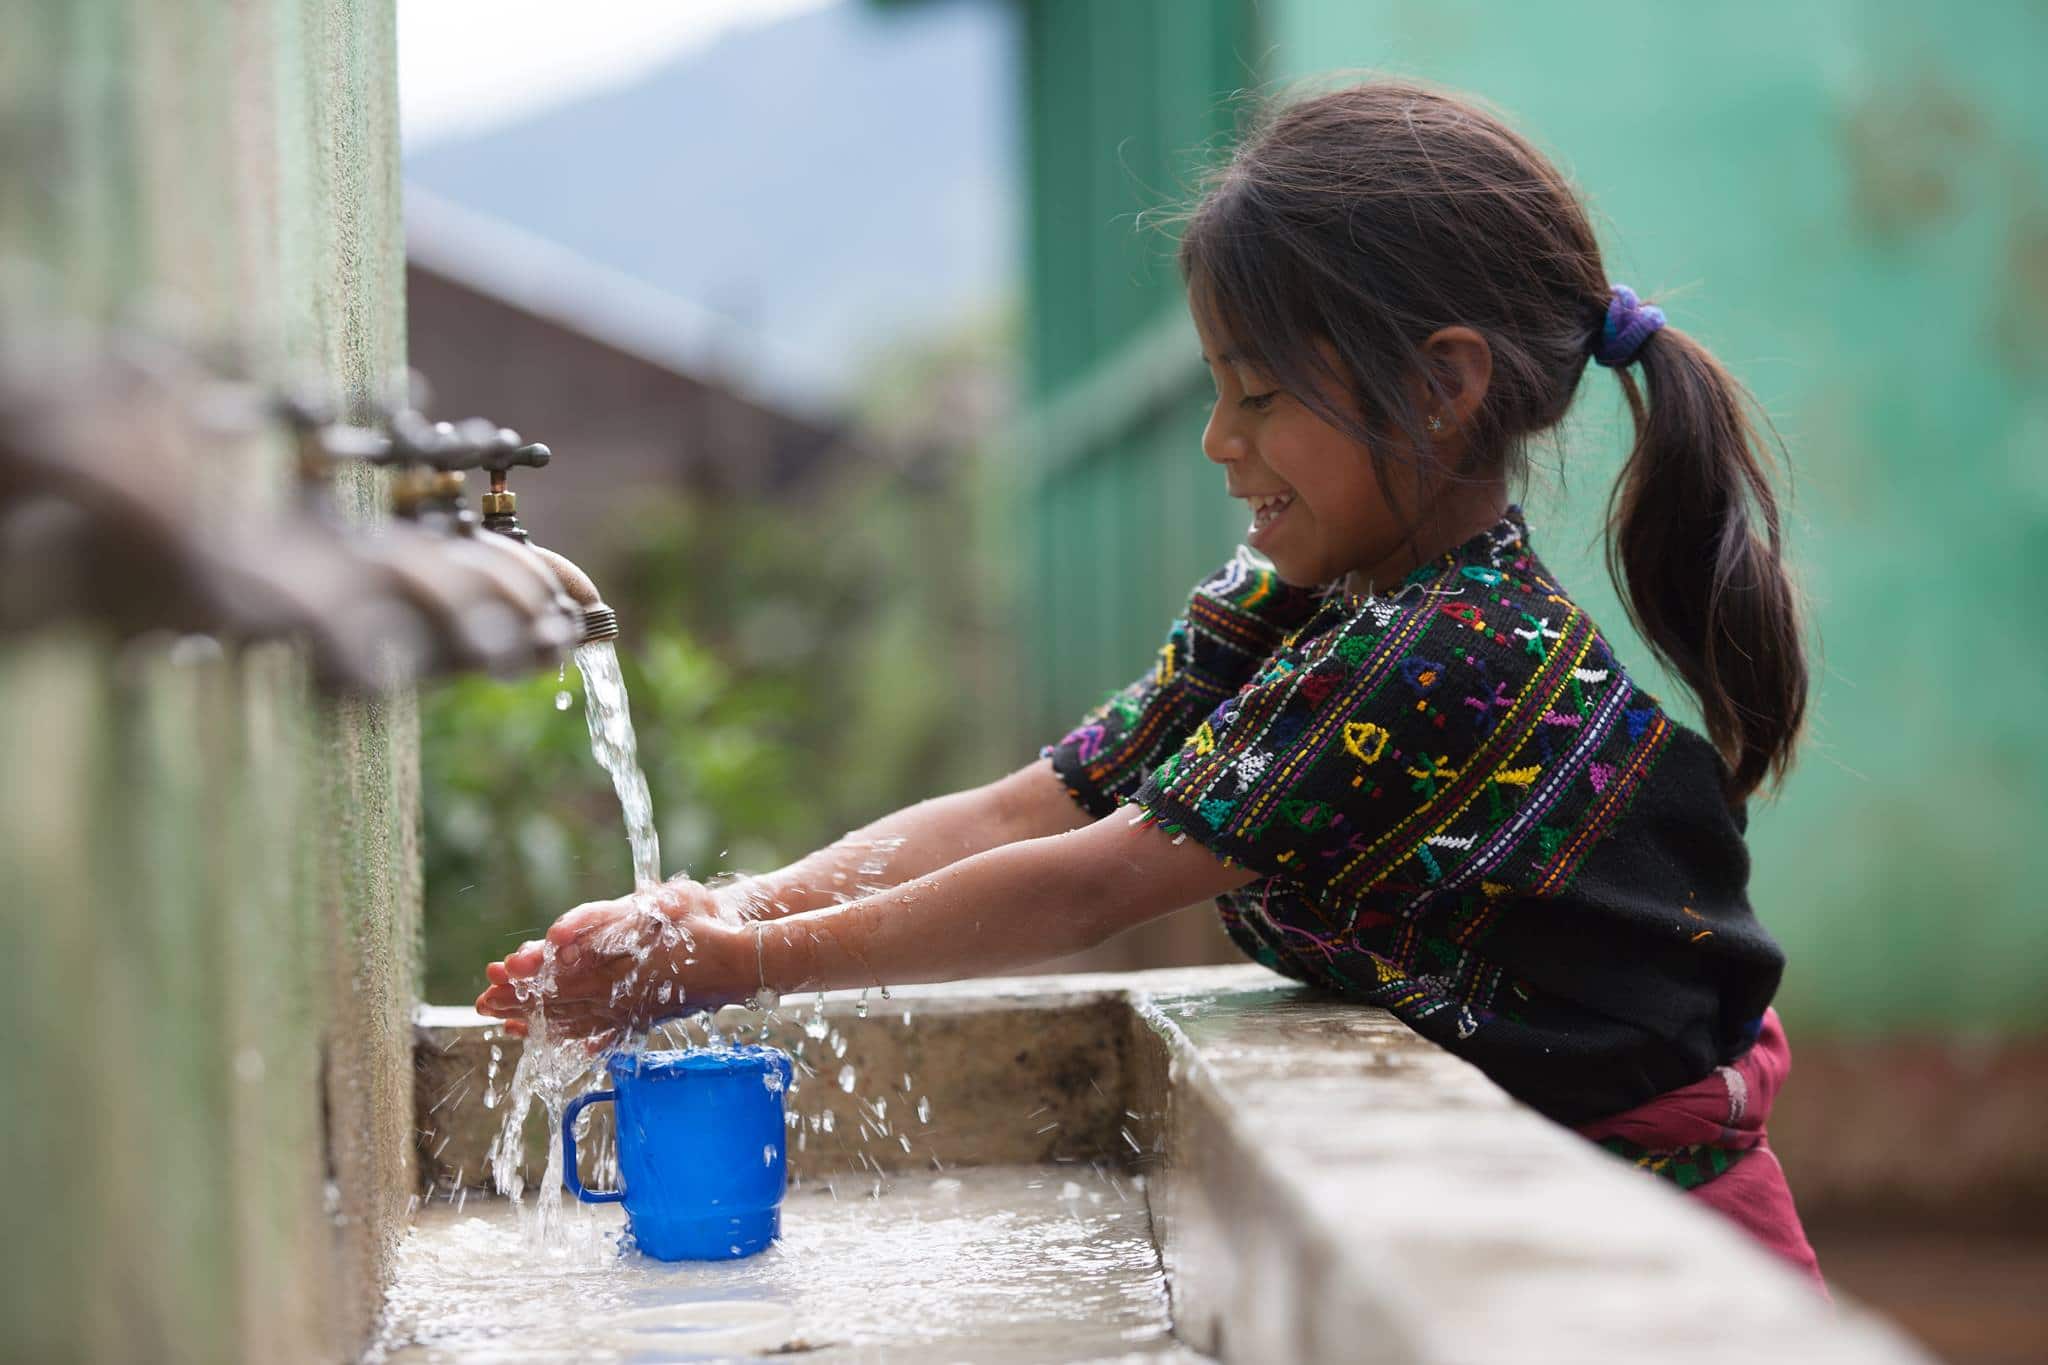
[297,401,626,660]
[466,436,620,646]
[388,465,583,672]
[0,319,619,691]
[291,403,588,679]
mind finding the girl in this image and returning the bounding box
[477,79,1825,1292]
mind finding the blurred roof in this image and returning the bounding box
[404,188,840,424]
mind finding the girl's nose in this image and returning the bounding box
[1202,409,1247,466]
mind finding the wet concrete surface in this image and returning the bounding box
[373,1163,1205,1364]
[405,967,1943,1363]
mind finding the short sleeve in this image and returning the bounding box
[1132,581,1587,896]
[1044,549,1318,818]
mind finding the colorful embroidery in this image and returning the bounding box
[1596,1136,1749,1191]
[1045,504,1787,1125]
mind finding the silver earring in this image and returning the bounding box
[1427,414,1444,432]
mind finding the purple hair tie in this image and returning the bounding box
[1591,283,1665,368]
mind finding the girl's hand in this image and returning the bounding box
[473,879,753,1042]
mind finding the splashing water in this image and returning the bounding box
[374,1165,1183,1363]
[487,644,666,1248]
[484,673,938,1255]
[573,641,659,890]
[486,949,595,1251]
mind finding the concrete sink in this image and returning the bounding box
[388,966,1929,1363]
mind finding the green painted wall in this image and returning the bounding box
[1016,0,2048,1033]
[1017,0,1263,732]
[0,2,415,1360]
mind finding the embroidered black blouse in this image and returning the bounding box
[1045,505,1785,1124]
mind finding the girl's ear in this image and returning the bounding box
[1418,326,1494,430]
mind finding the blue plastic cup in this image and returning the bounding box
[561,1044,795,1261]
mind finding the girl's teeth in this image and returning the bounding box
[1249,494,1292,529]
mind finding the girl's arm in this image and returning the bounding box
[704,757,1092,921]
[477,805,1256,1036]
[756,812,1252,993]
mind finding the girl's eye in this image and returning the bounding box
[1239,390,1279,413]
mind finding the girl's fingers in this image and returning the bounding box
[504,941,546,976]
[475,985,519,1016]
[485,961,510,986]
[548,900,623,948]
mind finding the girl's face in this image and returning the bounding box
[1194,306,1424,592]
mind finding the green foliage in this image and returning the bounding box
[419,307,1023,1002]
[420,624,815,1000]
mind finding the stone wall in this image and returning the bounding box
[0,2,414,1360]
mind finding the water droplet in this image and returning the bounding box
[821,1110,836,1133]
[837,1065,856,1093]
[554,689,573,711]
[878,985,892,1001]
[762,1144,776,1166]
[804,1013,830,1041]
[855,989,869,1019]
[916,1096,930,1124]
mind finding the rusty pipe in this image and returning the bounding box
[520,541,619,645]
[440,525,582,665]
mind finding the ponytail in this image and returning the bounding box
[1604,325,1810,805]
[1164,81,1811,804]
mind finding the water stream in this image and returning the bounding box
[573,641,659,891]
[487,641,665,1248]
[486,641,917,1255]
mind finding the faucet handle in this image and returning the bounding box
[474,436,549,539]
[479,439,550,475]
[470,436,549,540]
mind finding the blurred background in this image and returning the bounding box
[398,3,2047,1357]
[2,0,2037,1359]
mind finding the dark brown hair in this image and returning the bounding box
[1170,78,1808,804]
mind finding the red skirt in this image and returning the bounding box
[1574,1008,1830,1300]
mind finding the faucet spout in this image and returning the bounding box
[454,433,617,645]
[523,541,620,645]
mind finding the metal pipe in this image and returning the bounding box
[522,541,620,645]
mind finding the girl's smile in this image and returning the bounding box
[1193,296,1505,596]
[1241,490,1296,546]
[1197,307,1416,591]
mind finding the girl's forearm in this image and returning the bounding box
[712,759,1088,922]
[753,826,1138,998]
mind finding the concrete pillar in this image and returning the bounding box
[0,2,415,1359]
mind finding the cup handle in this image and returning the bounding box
[561,1088,623,1203]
